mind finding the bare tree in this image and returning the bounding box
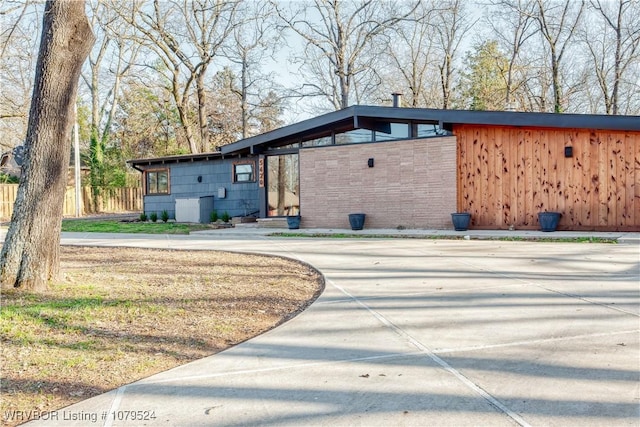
[0,0,35,58]
[206,67,244,146]
[112,77,188,158]
[486,0,538,110]
[432,0,476,109]
[0,0,95,291]
[274,0,420,111]
[83,1,140,211]
[254,90,285,132]
[0,1,41,151]
[583,0,640,115]
[381,1,440,107]
[223,0,283,138]
[114,0,240,153]
[534,0,586,113]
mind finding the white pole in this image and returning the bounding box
[74,103,81,217]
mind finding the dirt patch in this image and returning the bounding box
[0,246,324,426]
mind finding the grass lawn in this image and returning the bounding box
[61,219,217,234]
[0,246,323,427]
[269,232,617,243]
[58,219,618,243]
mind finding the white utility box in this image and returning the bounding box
[175,196,214,223]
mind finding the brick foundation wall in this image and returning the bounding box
[299,137,457,229]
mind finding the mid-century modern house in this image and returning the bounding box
[129,105,640,231]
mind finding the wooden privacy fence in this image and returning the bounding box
[0,185,142,220]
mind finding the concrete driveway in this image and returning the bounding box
[26,231,640,426]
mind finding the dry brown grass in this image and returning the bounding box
[0,246,323,426]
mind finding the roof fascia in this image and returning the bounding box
[220,106,359,155]
[433,109,640,131]
[220,106,640,156]
[127,152,224,168]
[354,107,640,131]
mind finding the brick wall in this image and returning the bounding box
[299,137,457,229]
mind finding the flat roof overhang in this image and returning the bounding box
[220,106,640,156]
[128,152,223,170]
[125,106,640,165]
[219,108,359,155]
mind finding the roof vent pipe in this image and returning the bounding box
[391,92,402,108]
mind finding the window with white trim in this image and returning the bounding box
[233,162,255,183]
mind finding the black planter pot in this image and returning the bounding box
[286,215,301,229]
[538,212,561,232]
[348,213,366,230]
[451,213,471,231]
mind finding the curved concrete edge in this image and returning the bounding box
[1,226,639,244]
[190,226,640,244]
[7,231,640,427]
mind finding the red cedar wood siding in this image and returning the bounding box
[454,124,640,231]
[299,137,457,229]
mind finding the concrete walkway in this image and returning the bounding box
[22,228,640,426]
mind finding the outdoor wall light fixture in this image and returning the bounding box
[368,158,374,168]
[197,175,202,182]
[564,146,573,158]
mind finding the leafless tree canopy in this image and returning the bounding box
[0,0,638,159]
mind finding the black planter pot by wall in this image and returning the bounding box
[287,215,301,229]
[538,212,561,232]
[348,213,366,230]
[451,213,471,231]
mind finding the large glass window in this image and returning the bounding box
[375,123,410,141]
[335,129,372,145]
[302,136,332,147]
[267,154,299,216]
[146,169,169,195]
[417,123,445,138]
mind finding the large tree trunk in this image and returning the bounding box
[0,0,95,291]
[196,71,210,152]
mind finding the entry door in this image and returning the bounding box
[267,153,299,216]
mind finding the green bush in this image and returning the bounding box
[161,210,169,223]
[210,210,218,222]
[0,172,19,184]
[150,212,158,222]
[139,212,148,222]
[221,211,230,223]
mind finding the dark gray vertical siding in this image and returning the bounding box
[142,157,260,220]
